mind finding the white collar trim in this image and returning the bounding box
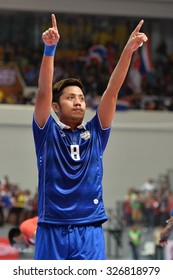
[58,120,86,130]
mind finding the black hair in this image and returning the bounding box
[52,78,86,105]
[8,227,21,246]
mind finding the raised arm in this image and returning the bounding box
[34,14,60,127]
[98,20,148,128]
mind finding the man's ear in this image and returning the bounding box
[52,102,60,113]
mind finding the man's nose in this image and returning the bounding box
[74,98,81,105]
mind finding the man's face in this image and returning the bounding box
[53,86,86,126]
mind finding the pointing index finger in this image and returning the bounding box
[134,19,144,33]
[51,14,57,30]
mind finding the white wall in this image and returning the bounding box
[0,0,173,19]
[1,105,173,208]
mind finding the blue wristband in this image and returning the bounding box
[44,44,57,56]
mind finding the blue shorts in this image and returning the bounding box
[34,223,106,260]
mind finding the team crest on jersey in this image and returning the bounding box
[80,131,90,140]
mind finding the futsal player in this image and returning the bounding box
[8,216,38,250]
[32,13,148,259]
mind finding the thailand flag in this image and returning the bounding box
[86,44,108,67]
[140,40,154,74]
[127,40,154,92]
[127,49,142,92]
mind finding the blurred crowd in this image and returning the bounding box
[0,175,38,227]
[118,173,173,260]
[123,175,173,228]
[0,13,173,110]
[0,40,173,111]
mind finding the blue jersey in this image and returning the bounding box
[32,112,111,225]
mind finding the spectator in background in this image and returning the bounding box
[128,224,141,259]
[130,189,142,224]
[8,189,25,226]
[140,178,156,195]
[123,189,133,226]
[0,186,12,224]
[0,195,4,226]
[143,191,157,228]
[158,191,170,227]
[153,225,165,259]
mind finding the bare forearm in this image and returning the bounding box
[38,55,55,96]
[34,54,55,127]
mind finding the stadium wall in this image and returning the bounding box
[0,0,173,19]
[0,104,173,208]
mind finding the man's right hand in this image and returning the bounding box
[42,14,60,46]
